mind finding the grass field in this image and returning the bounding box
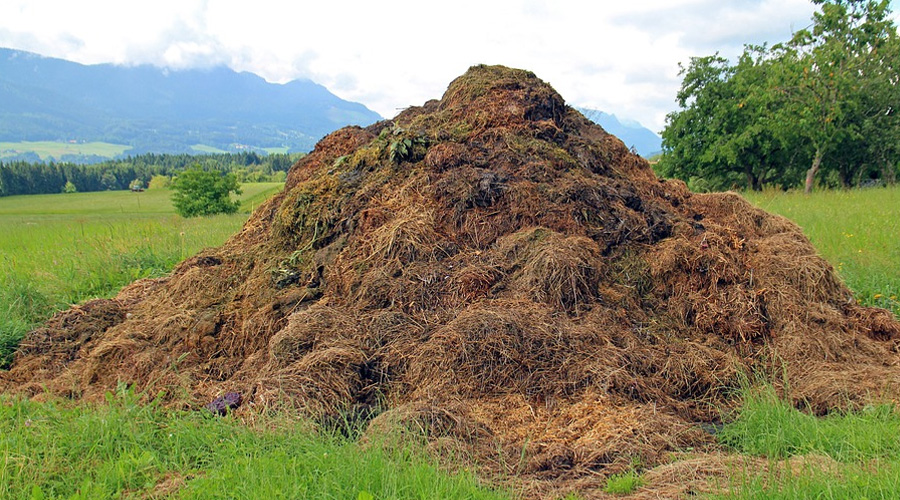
[0,141,133,161]
[1,185,900,498]
[743,186,900,315]
[0,183,283,367]
[0,390,508,500]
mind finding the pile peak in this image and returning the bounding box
[4,65,899,495]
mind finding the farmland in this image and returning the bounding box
[0,141,133,161]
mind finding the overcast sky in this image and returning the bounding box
[1,0,898,133]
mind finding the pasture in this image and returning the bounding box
[0,183,283,366]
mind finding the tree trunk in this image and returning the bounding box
[805,149,823,194]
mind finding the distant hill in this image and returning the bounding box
[0,48,382,160]
[577,108,661,158]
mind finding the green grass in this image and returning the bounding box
[715,386,900,498]
[0,141,132,160]
[0,390,508,500]
[743,186,900,315]
[0,183,283,367]
[604,470,645,494]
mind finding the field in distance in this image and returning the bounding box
[0,140,132,161]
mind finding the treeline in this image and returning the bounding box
[658,0,900,192]
[0,151,302,197]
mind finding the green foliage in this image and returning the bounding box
[660,0,900,192]
[63,181,77,193]
[148,174,170,189]
[0,151,302,197]
[0,394,510,500]
[171,166,242,218]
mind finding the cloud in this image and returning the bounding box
[0,0,850,131]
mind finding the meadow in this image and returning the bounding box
[0,141,133,161]
[0,185,899,498]
[0,183,283,366]
[743,186,899,315]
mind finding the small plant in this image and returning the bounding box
[604,470,645,494]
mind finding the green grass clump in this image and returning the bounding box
[604,470,645,494]
[743,186,900,315]
[0,391,509,500]
[719,387,900,461]
[716,386,900,498]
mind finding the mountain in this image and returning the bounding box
[0,48,382,158]
[577,108,661,158]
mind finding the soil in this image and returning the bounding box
[4,64,900,498]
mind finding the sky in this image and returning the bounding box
[1,0,898,133]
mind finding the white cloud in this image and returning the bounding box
[0,0,863,132]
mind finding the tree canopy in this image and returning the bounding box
[170,166,242,217]
[659,0,900,192]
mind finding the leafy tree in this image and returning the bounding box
[63,181,77,193]
[170,165,242,217]
[660,0,899,192]
[773,0,897,192]
[148,175,170,190]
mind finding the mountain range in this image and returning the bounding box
[0,48,381,159]
[0,48,662,161]
[578,108,662,158]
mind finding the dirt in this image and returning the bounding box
[4,64,900,498]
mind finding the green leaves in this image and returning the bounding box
[170,165,242,217]
[660,0,900,192]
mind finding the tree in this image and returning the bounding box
[660,0,899,192]
[772,0,897,192]
[170,165,242,217]
[658,50,800,191]
[63,181,77,193]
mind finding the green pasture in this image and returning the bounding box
[744,186,900,314]
[0,183,283,367]
[189,144,228,154]
[0,141,132,161]
[0,391,508,500]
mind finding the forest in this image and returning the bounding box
[0,151,300,196]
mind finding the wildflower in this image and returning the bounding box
[874,294,883,299]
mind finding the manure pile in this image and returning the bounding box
[4,65,900,496]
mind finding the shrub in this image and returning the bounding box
[170,165,241,217]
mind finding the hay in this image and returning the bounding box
[4,64,900,498]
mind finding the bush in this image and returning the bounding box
[147,175,170,189]
[170,165,241,217]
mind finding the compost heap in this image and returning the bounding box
[4,65,900,491]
